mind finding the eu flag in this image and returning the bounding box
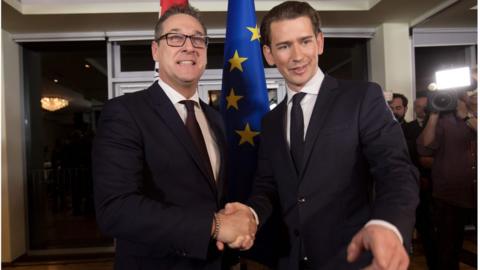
[220,0,278,267]
[220,0,269,203]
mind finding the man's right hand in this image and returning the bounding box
[213,202,257,251]
[347,225,409,270]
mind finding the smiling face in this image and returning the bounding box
[262,16,324,92]
[151,13,207,97]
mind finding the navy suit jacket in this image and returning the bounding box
[248,75,419,270]
[93,82,228,270]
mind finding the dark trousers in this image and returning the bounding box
[299,259,310,270]
[415,190,436,270]
[434,199,476,270]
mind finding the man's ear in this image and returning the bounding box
[316,32,324,56]
[263,45,275,66]
[151,40,159,61]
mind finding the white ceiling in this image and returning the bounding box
[2,0,477,34]
[7,0,382,14]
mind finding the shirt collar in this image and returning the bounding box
[158,79,200,106]
[286,68,324,104]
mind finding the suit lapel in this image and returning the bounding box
[301,75,340,179]
[201,102,225,203]
[147,83,218,195]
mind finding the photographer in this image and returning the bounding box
[417,90,477,270]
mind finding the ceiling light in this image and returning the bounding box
[85,64,91,68]
[53,79,59,83]
[41,97,69,112]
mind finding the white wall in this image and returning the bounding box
[369,23,414,121]
[2,29,27,263]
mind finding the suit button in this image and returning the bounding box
[298,197,306,203]
[294,229,300,236]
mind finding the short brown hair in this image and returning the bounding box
[260,1,322,47]
[154,5,207,40]
[392,93,408,107]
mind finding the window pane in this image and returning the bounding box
[117,38,368,80]
[415,45,477,93]
[206,42,225,69]
[320,38,368,81]
[22,41,112,249]
[120,41,155,72]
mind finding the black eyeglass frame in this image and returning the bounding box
[156,33,209,48]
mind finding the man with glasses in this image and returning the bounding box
[93,5,256,270]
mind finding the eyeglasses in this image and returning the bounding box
[156,33,209,49]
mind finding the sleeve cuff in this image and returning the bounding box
[248,207,260,226]
[365,220,403,244]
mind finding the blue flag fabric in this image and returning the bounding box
[220,1,280,267]
[220,0,269,203]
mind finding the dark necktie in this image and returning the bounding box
[290,92,307,175]
[180,100,215,181]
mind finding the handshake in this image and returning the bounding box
[211,202,257,251]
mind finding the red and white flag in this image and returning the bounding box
[160,0,188,15]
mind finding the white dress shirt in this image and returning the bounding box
[158,79,220,181]
[285,68,324,144]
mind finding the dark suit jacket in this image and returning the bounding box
[248,75,419,270]
[404,120,432,178]
[92,82,228,270]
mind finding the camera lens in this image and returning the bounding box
[428,90,458,112]
[433,95,453,108]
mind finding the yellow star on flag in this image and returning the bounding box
[226,88,243,110]
[228,50,248,72]
[246,25,261,41]
[235,123,260,146]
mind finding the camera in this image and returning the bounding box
[427,67,474,112]
[427,89,464,112]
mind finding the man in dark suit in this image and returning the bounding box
[224,2,419,269]
[92,5,256,270]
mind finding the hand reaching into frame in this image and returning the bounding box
[347,225,409,270]
[214,202,257,251]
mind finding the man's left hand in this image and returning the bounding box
[346,225,409,270]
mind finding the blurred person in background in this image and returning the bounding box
[417,89,477,270]
[389,93,409,130]
[404,93,436,269]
